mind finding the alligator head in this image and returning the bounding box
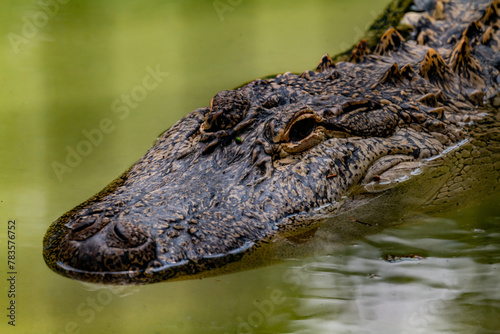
[43,0,500,284]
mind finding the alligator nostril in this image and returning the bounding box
[68,216,108,241]
[114,223,128,241]
[72,217,96,234]
[58,220,157,275]
[106,221,149,248]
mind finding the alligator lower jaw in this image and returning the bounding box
[359,155,422,193]
[52,240,257,285]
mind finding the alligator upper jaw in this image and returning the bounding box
[45,210,262,284]
[53,238,257,285]
[43,132,429,285]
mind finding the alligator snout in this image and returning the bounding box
[58,218,157,274]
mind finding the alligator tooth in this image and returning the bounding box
[480,0,500,25]
[315,54,335,72]
[349,39,370,63]
[449,36,485,88]
[374,28,405,56]
[419,48,454,90]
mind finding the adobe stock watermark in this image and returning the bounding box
[51,64,169,182]
[213,0,243,21]
[52,283,140,334]
[226,254,323,334]
[7,0,70,54]
[337,9,382,52]
[407,277,460,333]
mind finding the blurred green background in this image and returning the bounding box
[1,1,499,333]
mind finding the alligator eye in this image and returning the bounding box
[288,117,316,142]
[279,110,325,154]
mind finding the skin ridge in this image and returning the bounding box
[43,0,500,284]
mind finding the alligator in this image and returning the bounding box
[44,0,500,284]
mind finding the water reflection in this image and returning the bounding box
[281,196,500,334]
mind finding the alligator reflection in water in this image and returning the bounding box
[281,198,500,333]
[43,0,500,284]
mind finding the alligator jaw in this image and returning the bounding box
[43,0,500,284]
[43,125,435,284]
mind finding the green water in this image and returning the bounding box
[1,0,499,333]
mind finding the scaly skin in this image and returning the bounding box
[43,0,500,284]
